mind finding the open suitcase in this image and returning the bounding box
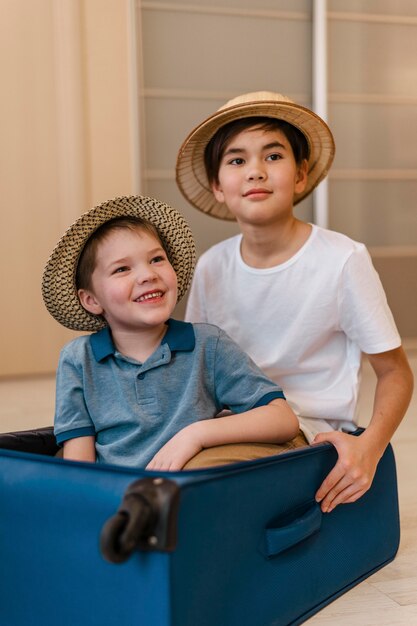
[0,427,400,626]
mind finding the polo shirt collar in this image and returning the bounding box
[162,318,195,352]
[90,319,195,363]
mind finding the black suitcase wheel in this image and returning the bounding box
[100,477,180,563]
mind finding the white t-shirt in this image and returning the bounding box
[185,225,401,441]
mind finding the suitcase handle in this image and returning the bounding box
[262,503,322,558]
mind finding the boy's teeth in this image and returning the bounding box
[137,292,162,302]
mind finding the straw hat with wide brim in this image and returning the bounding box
[42,195,196,332]
[176,91,335,220]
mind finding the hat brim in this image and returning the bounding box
[176,99,335,220]
[42,195,196,331]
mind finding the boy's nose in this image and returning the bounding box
[248,172,266,180]
[247,162,266,180]
[136,266,158,284]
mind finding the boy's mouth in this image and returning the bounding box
[135,290,163,303]
[243,188,272,197]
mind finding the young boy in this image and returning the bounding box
[176,91,414,511]
[42,195,299,471]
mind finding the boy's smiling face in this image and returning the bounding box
[211,125,307,227]
[78,226,178,336]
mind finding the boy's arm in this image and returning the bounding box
[54,341,96,462]
[146,398,299,471]
[314,346,413,512]
[63,436,96,462]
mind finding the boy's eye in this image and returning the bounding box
[267,153,282,161]
[114,266,129,274]
[150,255,166,264]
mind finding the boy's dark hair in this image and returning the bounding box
[76,216,166,291]
[204,117,310,186]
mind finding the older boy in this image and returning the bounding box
[176,91,413,511]
[42,195,299,470]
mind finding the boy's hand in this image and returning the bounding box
[313,430,381,513]
[146,424,203,471]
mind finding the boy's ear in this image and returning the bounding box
[211,181,225,204]
[295,159,308,194]
[78,289,104,316]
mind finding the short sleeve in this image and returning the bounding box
[212,329,285,413]
[338,245,401,354]
[184,258,208,323]
[54,344,96,444]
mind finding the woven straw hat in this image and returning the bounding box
[176,91,335,220]
[42,195,196,331]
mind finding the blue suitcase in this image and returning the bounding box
[0,428,399,626]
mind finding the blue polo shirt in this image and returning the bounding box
[54,319,285,467]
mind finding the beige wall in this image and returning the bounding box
[82,0,138,205]
[0,0,136,377]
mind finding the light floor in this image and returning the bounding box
[0,348,416,626]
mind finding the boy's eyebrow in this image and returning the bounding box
[263,141,287,151]
[104,246,166,267]
[223,140,287,157]
[104,256,130,269]
[147,246,166,256]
